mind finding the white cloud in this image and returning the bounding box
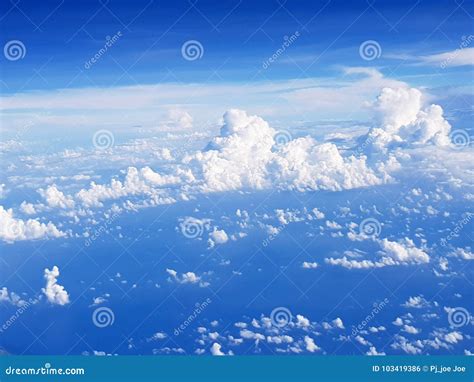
[402,295,430,309]
[166,268,206,286]
[450,248,474,260]
[76,167,182,207]
[0,206,65,243]
[210,342,226,356]
[20,201,37,215]
[42,266,70,305]
[325,238,429,269]
[208,228,229,246]
[302,261,318,269]
[185,109,389,194]
[366,346,385,355]
[444,331,463,344]
[295,314,311,328]
[420,47,474,67]
[402,325,420,334]
[365,87,451,151]
[0,287,27,306]
[39,185,75,209]
[379,238,429,265]
[304,336,320,352]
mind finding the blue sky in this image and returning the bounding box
[0,0,473,357]
[1,0,473,90]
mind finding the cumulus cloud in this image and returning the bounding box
[38,185,75,209]
[364,87,452,152]
[166,268,207,287]
[366,346,385,356]
[0,287,27,307]
[208,228,229,247]
[42,266,70,305]
[185,109,389,194]
[304,336,320,352]
[210,342,230,356]
[0,206,65,243]
[325,238,429,269]
[76,166,185,207]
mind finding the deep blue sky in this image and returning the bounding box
[1,0,473,92]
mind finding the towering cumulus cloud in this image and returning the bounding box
[42,266,70,306]
[186,108,388,193]
[365,87,452,152]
